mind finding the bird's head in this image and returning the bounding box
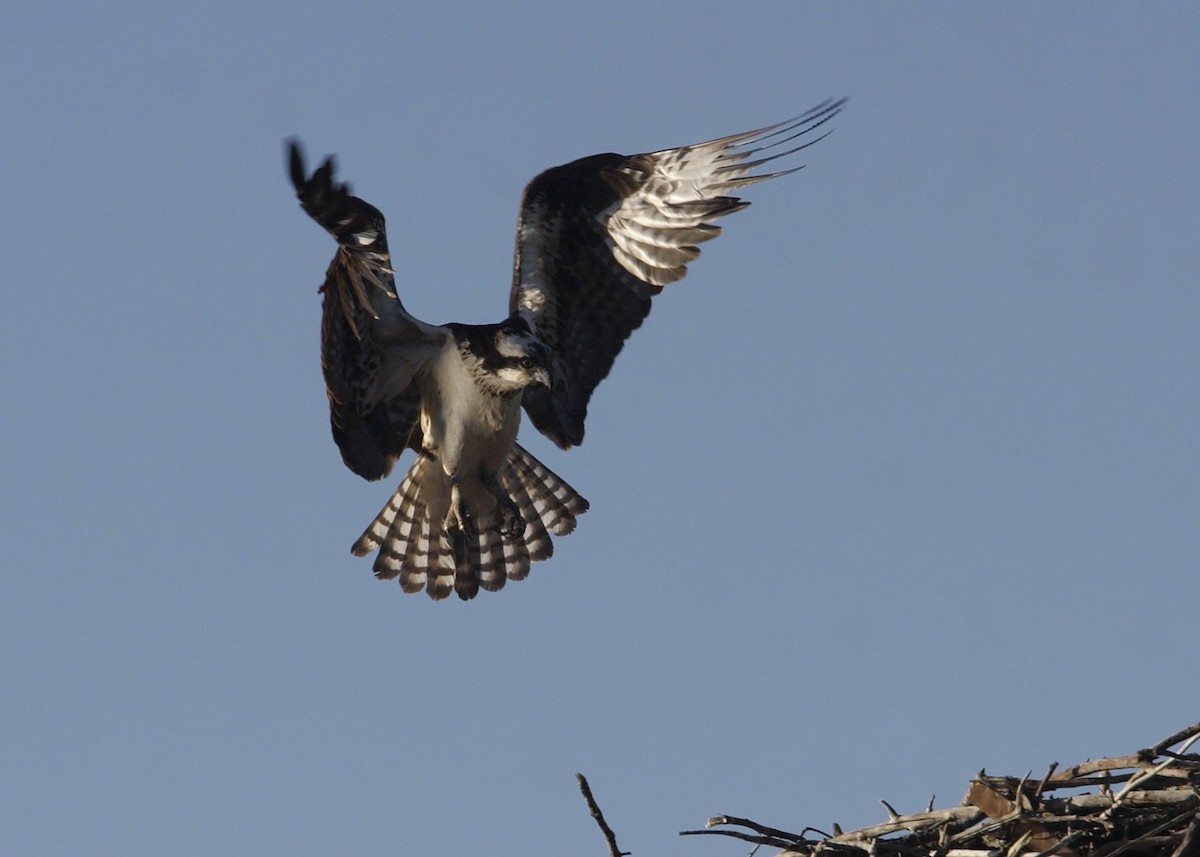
[490,322,552,392]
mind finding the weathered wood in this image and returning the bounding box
[967,780,1077,857]
[577,774,630,857]
[682,724,1200,857]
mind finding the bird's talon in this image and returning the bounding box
[446,498,477,538]
[495,498,526,540]
[499,516,526,540]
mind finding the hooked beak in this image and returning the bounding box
[533,366,551,389]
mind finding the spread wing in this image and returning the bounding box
[288,140,447,481]
[510,98,845,449]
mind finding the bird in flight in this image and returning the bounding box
[288,98,844,600]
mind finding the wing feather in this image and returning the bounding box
[510,98,845,448]
[288,140,447,480]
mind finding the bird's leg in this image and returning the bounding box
[444,479,477,538]
[485,473,526,540]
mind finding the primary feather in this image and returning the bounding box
[288,98,843,599]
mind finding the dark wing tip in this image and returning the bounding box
[285,136,307,193]
[286,137,348,207]
[285,138,385,250]
[285,137,341,202]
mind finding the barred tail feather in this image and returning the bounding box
[498,535,531,586]
[504,443,590,537]
[426,527,457,600]
[504,476,554,571]
[350,443,588,601]
[399,514,432,594]
[351,461,422,558]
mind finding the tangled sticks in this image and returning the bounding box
[677,724,1200,857]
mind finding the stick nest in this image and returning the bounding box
[682,723,1200,857]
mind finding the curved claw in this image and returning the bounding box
[497,497,526,540]
[499,515,526,540]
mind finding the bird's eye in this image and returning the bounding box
[519,357,535,369]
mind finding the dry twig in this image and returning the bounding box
[578,773,631,857]
[682,724,1200,857]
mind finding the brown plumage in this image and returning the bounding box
[288,98,843,599]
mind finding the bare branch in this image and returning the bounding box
[577,773,630,857]
[1169,810,1200,857]
[684,724,1200,857]
[1153,724,1200,757]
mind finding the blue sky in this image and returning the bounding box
[3,2,1198,855]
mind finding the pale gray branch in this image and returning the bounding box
[684,724,1200,857]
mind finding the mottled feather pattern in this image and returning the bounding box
[289,102,840,599]
[512,99,845,448]
[289,140,442,480]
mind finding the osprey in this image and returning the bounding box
[289,98,843,600]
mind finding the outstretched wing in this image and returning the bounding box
[288,140,447,480]
[510,98,845,449]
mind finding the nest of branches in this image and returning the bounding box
[677,724,1200,857]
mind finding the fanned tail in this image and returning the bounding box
[351,444,588,601]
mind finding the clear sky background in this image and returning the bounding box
[3,2,1197,855]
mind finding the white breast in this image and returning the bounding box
[421,343,522,479]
